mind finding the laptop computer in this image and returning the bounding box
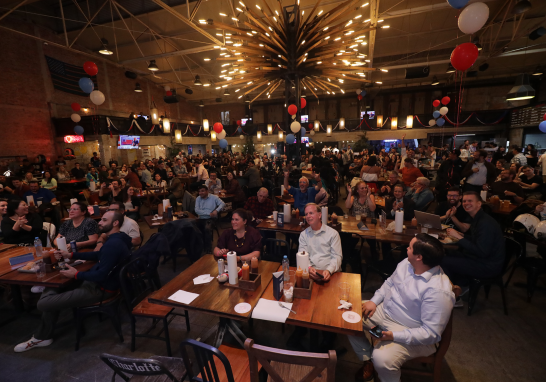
[414,211,443,230]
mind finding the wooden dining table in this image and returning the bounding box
[143,212,197,229]
[148,255,280,347]
[260,266,363,336]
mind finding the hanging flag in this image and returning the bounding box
[45,56,98,97]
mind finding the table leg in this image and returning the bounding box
[226,319,247,348]
[201,318,248,349]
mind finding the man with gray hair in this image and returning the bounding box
[283,171,323,214]
[406,177,434,211]
[244,187,274,221]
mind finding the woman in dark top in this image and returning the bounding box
[213,209,261,262]
[227,160,239,175]
[1,200,43,245]
[121,186,142,220]
[54,202,99,250]
[224,172,246,204]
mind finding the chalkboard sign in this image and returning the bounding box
[511,104,546,128]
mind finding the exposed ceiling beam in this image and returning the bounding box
[380,0,498,21]
[367,0,379,82]
[0,0,27,22]
[120,44,218,64]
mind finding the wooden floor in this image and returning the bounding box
[1,197,545,382]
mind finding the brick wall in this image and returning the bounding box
[0,19,199,162]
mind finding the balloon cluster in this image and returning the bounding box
[429,97,450,127]
[539,113,546,134]
[448,2,489,72]
[72,61,107,136]
[164,85,172,97]
[356,89,366,101]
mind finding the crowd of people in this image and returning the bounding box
[3,138,546,382]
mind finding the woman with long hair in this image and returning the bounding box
[121,186,141,220]
[119,164,128,178]
[57,165,70,181]
[1,200,43,245]
[40,171,57,191]
[213,209,262,262]
[360,156,381,182]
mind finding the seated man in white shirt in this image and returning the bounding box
[348,234,455,382]
[94,202,141,249]
[288,203,342,351]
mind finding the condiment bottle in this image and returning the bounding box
[295,267,303,288]
[242,262,250,280]
[302,268,309,289]
[251,257,259,273]
[295,209,300,219]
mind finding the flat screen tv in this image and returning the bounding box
[118,135,140,149]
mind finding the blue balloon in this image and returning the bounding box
[286,134,295,144]
[301,127,306,136]
[79,77,94,94]
[446,0,469,9]
[219,139,228,149]
[539,121,546,133]
[74,125,84,135]
[361,90,367,97]
[433,111,441,118]
[436,118,445,127]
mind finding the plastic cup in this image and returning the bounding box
[339,282,350,301]
[273,211,278,222]
[36,262,46,279]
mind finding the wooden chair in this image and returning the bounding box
[100,353,187,382]
[245,338,337,382]
[371,286,461,382]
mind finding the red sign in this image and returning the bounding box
[64,135,85,143]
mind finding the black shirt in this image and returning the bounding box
[489,181,524,203]
[434,202,472,224]
[519,174,542,186]
[71,167,86,179]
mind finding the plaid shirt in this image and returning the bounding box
[244,196,274,220]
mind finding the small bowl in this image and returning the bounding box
[217,274,228,283]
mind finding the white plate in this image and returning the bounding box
[342,311,361,324]
[234,302,252,314]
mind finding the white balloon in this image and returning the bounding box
[239,134,244,140]
[90,90,105,105]
[290,121,301,133]
[217,130,227,139]
[164,85,170,91]
[429,119,436,127]
[310,130,315,136]
[355,89,361,95]
[458,2,489,34]
[439,106,449,115]
[71,113,81,122]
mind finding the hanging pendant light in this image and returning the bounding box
[506,74,535,101]
[257,131,262,141]
[150,100,159,125]
[223,88,230,95]
[376,115,383,128]
[391,117,398,129]
[245,95,250,103]
[339,118,345,129]
[134,83,143,92]
[446,64,456,74]
[278,131,284,142]
[314,120,320,131]
[267,124,272,134]
[99,38,113,55]
[194,75,203,86]
[162,112,170,134]
[512,0,532,15]
[406,115,413,129]
[326,125,332,136]
[532,66,543,76]
[175,129,182,143]
[211,131,217,141]
[431,76,440,85]
[199,100,205,107]
[203,119,209,131]
[148,60,159,71]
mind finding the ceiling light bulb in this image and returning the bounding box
[219,12,227,16]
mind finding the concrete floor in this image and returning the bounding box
[1,203,546,382]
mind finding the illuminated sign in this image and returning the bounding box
[64,135,85,143]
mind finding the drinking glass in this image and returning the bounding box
[36,262,46,279]
[339,282,350,301]
[355,214,361,221]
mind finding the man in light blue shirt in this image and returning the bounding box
[195,184,225,252]
[348,234,455,382]
[405,177,434,211]
[298,203,342,280]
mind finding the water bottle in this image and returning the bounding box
[34,237,43,257]
[282,255,290,282]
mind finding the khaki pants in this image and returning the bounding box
[35,281,114,340]
[348,303,436,382]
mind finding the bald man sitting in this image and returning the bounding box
[244,187,274,221]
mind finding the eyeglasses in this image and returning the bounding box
[447,194,459,198]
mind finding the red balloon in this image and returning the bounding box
[300,98,307,109]
[308,123,313,129]
[441,96,450,105]
[83,61,98,76]
[357,94,363,101]
[71,102,81,112]
[166,91,172,96]
[236,120,241,126]
[450,43,479,72]
[213,122,223,134]
[433,100,441,107]
[543,113,546,121]
[287,104,298,115]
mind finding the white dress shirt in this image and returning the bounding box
[370,258,455,346]
[298,223,342,275]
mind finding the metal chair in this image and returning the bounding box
[180,339,236,382]
[100,353,187,382]
[119,257,190,356]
